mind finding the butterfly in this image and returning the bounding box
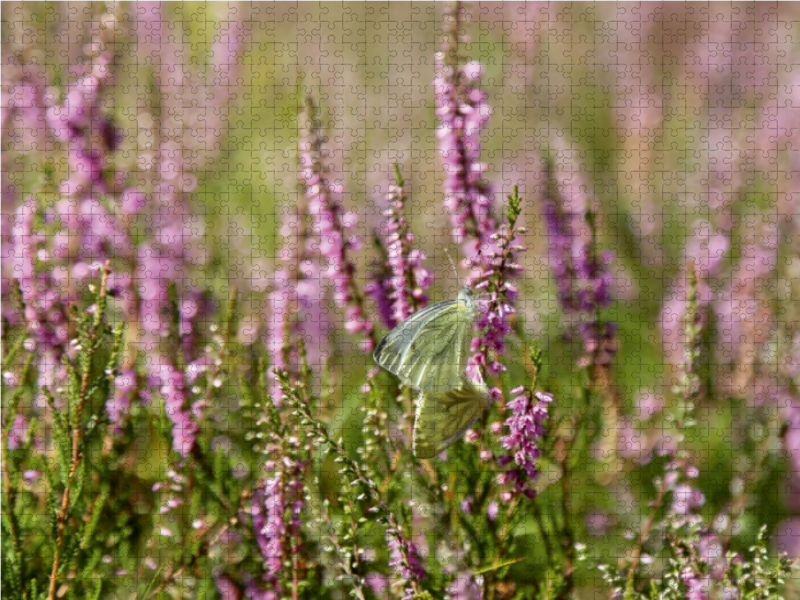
[373,283,490,458]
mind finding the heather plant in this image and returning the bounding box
[3,3,799,600]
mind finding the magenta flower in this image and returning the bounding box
[388,534,426,598]
[379,177,432,326]
[154,360,200,457]
[364,268,396,330]
[250,451,306,598]
[468,189,526,388]
[214,575,241,600]
[106,369,137,432]
[670,484,706,516]
[253,468,286,580]
[1,60,49,153]
[434,4,497,268]
[544,167,616,365]
[432,5,522,386]
[497,388,552,498]
[299,100,374,351]
[775,517,800,558]
[7,414,29,451]
[680,567,709,600]
[2,6,248,416]
[365,573,390,597]
[5,200,71,369]
[471,226,525,377]
[266,155,332,403]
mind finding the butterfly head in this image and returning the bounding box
[457,284,475,309]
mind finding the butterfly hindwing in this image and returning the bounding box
[412,374,490,459]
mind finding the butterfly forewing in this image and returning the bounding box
[412,375,490,458]
[373,298,474,393]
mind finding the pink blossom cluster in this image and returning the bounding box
[2,7,247,465]
[155,361,200,457]
[471,223,525,378]
[544,171,616,366]
[106,368,137,433]
[299,104,373,350]
[2,29,133,388]
[433,7,497,267]
[497,388,552,499]
[250,469,285,598]
[388,534,426,599]
[266,258,328,404]
[249,452,306,599]
[380,181,432,326]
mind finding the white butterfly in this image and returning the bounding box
[373,284,490,458]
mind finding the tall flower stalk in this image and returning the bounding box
[470,186,526,381]
[381,166,432,326]
[497,347,552,500]
[299,98,375,352]
[435,1,497,267]
[544,162,616,368]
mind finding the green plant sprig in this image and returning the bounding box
[276,365,424,594]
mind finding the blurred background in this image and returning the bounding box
[3,1,800,596]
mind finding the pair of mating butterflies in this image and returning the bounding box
[372,284,490,458]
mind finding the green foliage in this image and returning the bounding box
[2,236,797,599]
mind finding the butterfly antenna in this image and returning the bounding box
[445,248,459,284]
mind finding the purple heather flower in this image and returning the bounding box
[784,404,800,512]
[215,575,241,600]
[155,360,199,457]
[434,4,497,268]
[299,104,373,350]
[388,535,426,586]
[497,388,552,498]
[661,221,726,368]
[3,198,90,388]
[712,217,777,402]
[467,189,526,387]
[379,181,432,325]
[2,61,49,153]
[253,471,286,578]
[365,272,396,330]
[544,167,616,365]
[244,577,279,600]
[775,517,800,558]
[616,416,658,465]
[671,484,706,515]
[680,568,709,600]
[106,369,137,432]
[23,470,40,483]
[250,453,306,598]
[365,573,390,597]
[585,509,613,536]
[471,285,519,378]
[7,414,28,451]
[266,259,331,404]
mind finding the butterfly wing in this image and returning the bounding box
[373,299,474,393]
[412,374,490,459]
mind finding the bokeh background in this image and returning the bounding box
[3,2,800,597]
